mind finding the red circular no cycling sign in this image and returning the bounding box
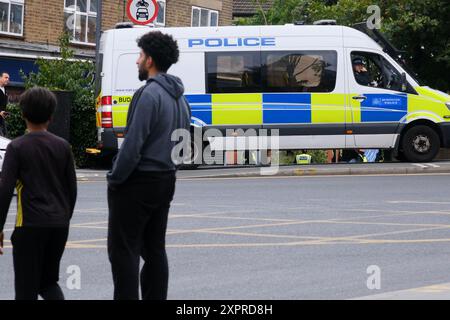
[126,0,158,25]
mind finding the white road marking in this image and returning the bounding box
[426,163,440,168]
[411,163,428,168]
[388,200,450,205]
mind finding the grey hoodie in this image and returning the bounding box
[107,73,191,188]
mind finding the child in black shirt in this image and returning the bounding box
[0,87,77,300]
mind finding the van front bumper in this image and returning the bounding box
[439,122,450,148]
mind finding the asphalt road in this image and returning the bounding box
[1,173,450,300]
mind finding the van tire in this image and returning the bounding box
[395,151,406,162]
[401,125,440,162]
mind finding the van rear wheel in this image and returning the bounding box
[401,125,440,162]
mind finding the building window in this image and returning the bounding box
[147,0,165,27]
[0,0,24,36]
[64,0,97,44]
[155,0,165,26]
[191,6,218,27]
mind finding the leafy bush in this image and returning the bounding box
[306,150,328,164]
[21,32,96,167]
[278,150,328,164]
[5,103,26,139]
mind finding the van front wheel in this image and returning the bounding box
[401,125,440,162]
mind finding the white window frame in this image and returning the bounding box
[152,0,167,27]
[191,6,219,27]
[64,0,97,45]
[148,0,166,27]
[0,0,25,36]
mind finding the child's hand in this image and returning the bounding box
[0,232,4,255]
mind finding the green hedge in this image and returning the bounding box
[278,150,328,164]
[5,104,26,139]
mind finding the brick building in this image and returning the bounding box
[0,0,233,99]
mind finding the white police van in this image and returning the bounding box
[93,22,450,163]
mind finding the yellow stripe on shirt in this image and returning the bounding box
[16,180,23,227]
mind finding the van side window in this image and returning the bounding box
[262,51,337,92]
[206,52,261,93]
[351,51,415,93]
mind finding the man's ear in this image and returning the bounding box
[146,56,153,69]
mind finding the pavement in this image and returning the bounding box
[76,160,450,181]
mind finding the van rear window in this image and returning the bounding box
[206,50,337,94]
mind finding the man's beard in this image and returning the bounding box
[138,63,149,81]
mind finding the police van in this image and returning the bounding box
[94,22,450,163]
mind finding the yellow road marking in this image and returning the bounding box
[166,219,324,235]
[67,238,107,244]
[4,236,450,250]
[169,225,446,244]
[170,209,258,219]
[347,208,450,214]
[72,226,108,229]
[388,201,450,205]
[71,221,108,226]
[179,214,296,223]
[73,208,108,213]
[412,284,450,293]
[173,213,450,228]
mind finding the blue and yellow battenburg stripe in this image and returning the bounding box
[110,91,449,128]
[186,92,419,126]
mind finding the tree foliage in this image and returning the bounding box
[21,32,97,167]
[238,0,450,92]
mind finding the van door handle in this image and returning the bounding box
[352,95,367,101]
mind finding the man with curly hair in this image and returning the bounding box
[106,31,191,300]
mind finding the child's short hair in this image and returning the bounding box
[19,87,57,124]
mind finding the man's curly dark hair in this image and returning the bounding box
[137,31,179,72]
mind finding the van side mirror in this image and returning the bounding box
[401,72,407,92]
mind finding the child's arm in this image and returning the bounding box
[0,232,3,255]
[66,147,77,218]
[0,143,19,236]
